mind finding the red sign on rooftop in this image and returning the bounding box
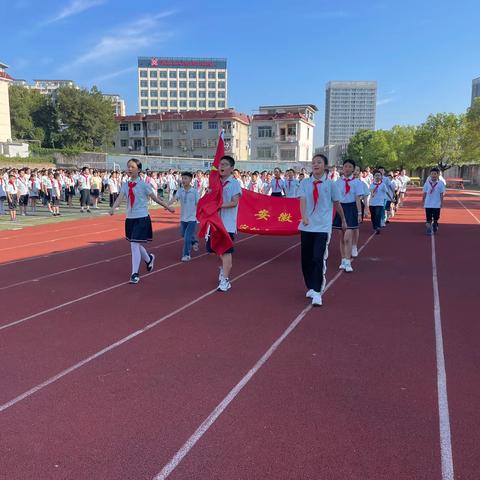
[150,58,215,68]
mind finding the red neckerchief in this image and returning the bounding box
[312,178,322,211]
[343,176,353,194]
[372,181,382,197]
[275,178,280,190]
[330,172,335,180]
[128,180,136,208]
[197,179,202,191]
[429,181,438,194]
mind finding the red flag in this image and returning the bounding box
[196,130,234,255]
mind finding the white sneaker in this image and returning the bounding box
[218,267,225,281]
[339,259,346,270]
[181,255,191,262]
[311,292,323,306]
[306,289,315,298]
[217,278,231,292]
[344,260,353,273]
[351,245,358,257]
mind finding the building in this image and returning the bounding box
[114,109,249,160]
[472,77,480,106]
[324,81,377,146]
[11,79,28,87]
[32,79,77,95]
[250,104,317,162]
[137,57,228,114]
[314,144,346,166]
[0,62,13,143]
[103,94,126,116]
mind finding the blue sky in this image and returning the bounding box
[3,0,480,147]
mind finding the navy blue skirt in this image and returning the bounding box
[333,202,359,230]
[125,215,153,242]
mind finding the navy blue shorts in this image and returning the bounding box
[333,202,359,230]
[125,215,153,242]
[206,232,235,254]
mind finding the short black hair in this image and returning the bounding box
[343,158,356,168]
[373,169,381,175]
[127,158,142,170]
[312,153,328,165]
[181,171,193,178]
[220,155,235,167]
[377,165,385,170]
[430,167,440,173]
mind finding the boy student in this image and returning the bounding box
[170,172,199,261]
[50,172,62,216]
[110,158,175,284]
[6,174,19,221]
[207,155,242,292]
[78,166,91,213]
[285,169,299,198]
[248,171,263,193]
[368,170,388,234]
[422,167,445,235]
[332,159,363,272]
[16,169,29,216]
[298,154,346,306]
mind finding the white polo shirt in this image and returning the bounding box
[423,179,445,208]
[336,176,363,204]
[369,182,388,206]
[16,176,29,195]
[77,174,91,190]
[220,176,242,233]
[119,178,152,218]
[175,187,199,222]
[284,178,299,198]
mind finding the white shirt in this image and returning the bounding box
[29,178,41,196]
[336,176,363,203]
[108,178,119,194]
[16,176,29,195]
[369,182,388,206]
[119,178,152,219]
[175,187,199,222]
[423,179,445,208]
[77,174,91,190]
[248,179,263,194]
[284,178,299,198]
[220,176,242,233]
[6,182,18,195]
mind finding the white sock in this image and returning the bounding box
[131,242,141,275]
[139,244,150,262]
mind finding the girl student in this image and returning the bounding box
[90,170,102,209]
[50,172,62,216]
[110,158,175,284]
[78,166,91,213]
[28,173,40,212]
[368,170,388,234]
[64,171,75,207]
[6,174,18,221]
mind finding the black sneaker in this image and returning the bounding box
[129,273,140,284]
[145,253,155,272]
[433,222,439,234]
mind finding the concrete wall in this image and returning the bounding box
[0,80,12,142]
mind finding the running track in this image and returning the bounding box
[0,191,478,479]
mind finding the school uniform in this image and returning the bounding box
[50,179,61,206]
[16,176,29,206]
[328,171,340,182]
[0,179,6,211]
[77,174,91,207]
[206,176,242,254]
[423,179,445,224]
[6,182,18,210]
[332,176,363,229]
[398,174,410,193]
[64,177,75,201]
[120,178,153,242]
[298,174,340,294]
[369,182,388,231]
[284,178,299,198]
[248,179,263,194]
[108,177,119,207]
[175,187,199,257]
[28,178,40,198]
[270,177,285,197]
[359,177,370,218]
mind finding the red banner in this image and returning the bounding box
[237,189,301,235]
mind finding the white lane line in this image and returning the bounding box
[0,238,182,291]
[0,236,254,333]
[431,235,455,480]
[153,232,376,480]
[0,238,293,414]
[455,197,480,224]
[0,221,107,240]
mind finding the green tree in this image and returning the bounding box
[362,130,397,169]
[346,129,375,166]
[385,125,416,169]
[461,97,480,164]
[407,113,463,171]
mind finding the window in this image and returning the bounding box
[179,100,187,108]
[179,81,187,88]
[179,90,187,98]
[192,138,202,148]
[170,100,177,107]
[208,101,216,108]
[141,109,148,114]
[179,71,187,78]
[208,121,218,129]
[140,80,148,87]
[199,100,206,108]
[133,123,141,131]
[189,91,196,98]
[208,138,217,147]
[199,81,206,89]
[140,70,147,78]
[198,71,206,79]
[160,80,168,88]
[218,72,225,79]
[150,80,158,88]
[208,71,216,79]
[280,149,296,160]
[177,138,187,147]
[169,81,177,88]
[141,90,148,97]
[170,91,177,97]
[150,90,158,97]
[120,139,128,147]
[208,91,216,98]
[161,121,173,132]
[151,99,158,106]
[199,90,206,98]
[133,139,142,150]
[208,81,216,89]
[141,100,148,107]
[162,139,173,148]
[189,81,196,88]
[189,100,197,108]
[257,147,272,159]
[159,70,167,78]
[193,121,203,130]
[218,91,225,98]
[119,123,129,131]
[160,100,168,107]
[218,101,225,108]
[223,121,232,132]
[218,81,226,89]
[258,126,272,138]
[150,70,157,78]
[287,124,297,136]
[189,71,197,78]
[151,109,158,114]
[169,71,177,78]
[160,90,168,97]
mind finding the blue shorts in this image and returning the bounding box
[333,202,359,230]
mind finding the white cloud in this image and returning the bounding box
[60,10,176,70]
[44,0,106,25]
[377,97,395,106]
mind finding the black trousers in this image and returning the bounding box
[301,231,330,293]
[109,192,119,207]
[425,208,440,223]
[369,205,383,230]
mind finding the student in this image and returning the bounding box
[352,166,370,257]
[206,155,242,292]
[270,168,285,197]
[16,169,29,216]
[262,173,273,195]
[170,172,199,261]
[422,167,445,235]
[328,165,340,181]
[368,170,388,234]
[284,169,299,198]
[248,171,263,193]
[108,171,120,207]
[110,158,175,284]
[90,170,102,209]
[50,172,61,216]
[398,169,410,206]
[64,171,75,207]
[6,174,18,221]
[298,154,346,306]
[0,174,6,216]
[332,159,363,272]
[78,167,91,213]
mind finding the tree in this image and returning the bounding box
[461,97,480,164]
[346,129,375,166]
[362,130,397,169]
[385,125,416,169]
[407,113,463,171]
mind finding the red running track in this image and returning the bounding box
[0,190,478,479]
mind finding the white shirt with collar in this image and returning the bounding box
[336,175,363,204]
[175,186,199,222]
[423,179,445,208]
[220,176,242,233]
